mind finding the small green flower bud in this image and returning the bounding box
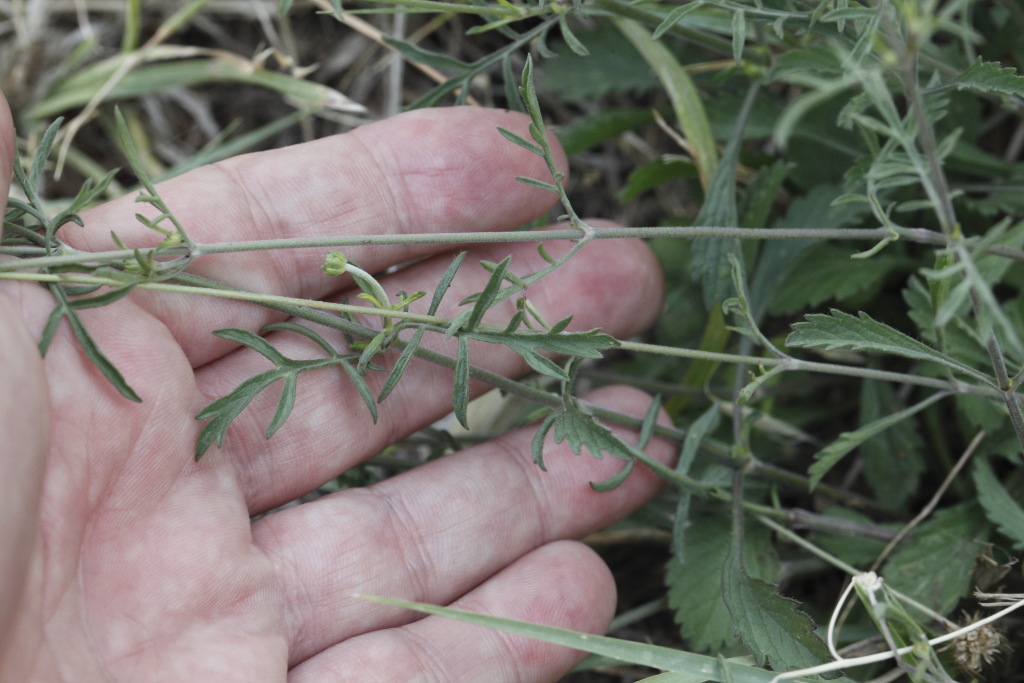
[321,251,348,276]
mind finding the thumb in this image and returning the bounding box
[0,91,50,653]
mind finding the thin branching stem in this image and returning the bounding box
[4,225,1023,272]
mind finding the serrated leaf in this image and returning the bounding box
[766,244,908,316]
[454,335,470,429]
[786,309,986,380]
[973,458,1024,550]
[953,58,1024,98]
[807,391,946,489]
[721,543,833,674]
[667,513,776,653]
[539,22,660,103]
[550,395,633,462]
[883,502,989,615]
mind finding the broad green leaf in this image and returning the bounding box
[786,309,988,381]
[454,336,470,429]
[953,58,1024,98]
[689,85,758,308]
[767,244,909,316]
[973,458,1024,550]
[814,508,893,567]
[359,595,802,683]
[667,513,775,653]
[858,380,926,509]
[556,108,655,156]
[721,543,834,675]
[883,503,989,616]
[807,391,947,490]
[539,22,660,103]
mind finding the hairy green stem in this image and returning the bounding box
[4,225,1024,272]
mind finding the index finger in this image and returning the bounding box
[68,108,565,367]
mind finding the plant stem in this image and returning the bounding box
[4,225,1023,272]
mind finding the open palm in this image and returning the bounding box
[0,99,671,682]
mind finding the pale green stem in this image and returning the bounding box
[4,225,1024,272]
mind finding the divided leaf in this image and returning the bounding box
[194,328,371,459]
[463,328,618,382]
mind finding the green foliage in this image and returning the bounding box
[194,326,376,459]
[667,513,776,653]
[8,0,1024,680]
[882,503,990,616]
[973,457,1024,551]
[721,543,835,675]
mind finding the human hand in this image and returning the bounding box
[0,93,672,682]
